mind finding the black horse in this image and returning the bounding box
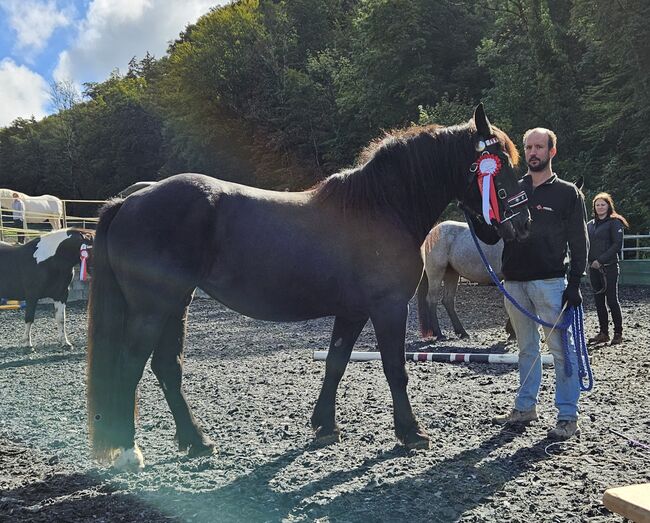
[0,228,94,348]
[87,105,530,469]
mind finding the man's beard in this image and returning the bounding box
[527,156,550,172]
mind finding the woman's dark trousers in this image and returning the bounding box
[589,264,623,335]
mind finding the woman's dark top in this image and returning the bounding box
[587,216,625,265]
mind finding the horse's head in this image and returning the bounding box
[73,230,95,279]
[460,104,531,242]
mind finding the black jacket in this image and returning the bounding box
[587,216,624,265]
[471,173,588,283]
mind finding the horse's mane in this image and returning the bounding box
[313,121,518,239]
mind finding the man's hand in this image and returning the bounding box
[562,282,582,307]
[591,260,601,269]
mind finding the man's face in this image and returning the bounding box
[524,131,555,172]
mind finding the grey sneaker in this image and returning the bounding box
[548,420,580,440]
[492,407,538,426]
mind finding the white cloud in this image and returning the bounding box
[0,0,72,54]
[54,0,220,84]
[0,59,50,127]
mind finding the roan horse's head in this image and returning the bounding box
[463,104,531,242]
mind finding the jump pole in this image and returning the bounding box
[313,351,554,365]
[0,299,26,310]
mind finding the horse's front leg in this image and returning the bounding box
[53,301,72,348]
[22,299,37,349]
[311,316,368,446]
[151,308,215,458]
[372,304,430,449]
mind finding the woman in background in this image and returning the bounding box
[587,192,628,345]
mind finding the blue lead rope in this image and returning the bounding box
[465,214,594,391]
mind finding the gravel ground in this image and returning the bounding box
[0,284,648,522]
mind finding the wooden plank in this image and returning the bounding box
[603,483,650,523]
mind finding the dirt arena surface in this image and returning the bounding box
[1,284,648,522]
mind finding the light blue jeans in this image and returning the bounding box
[504,278,580,421]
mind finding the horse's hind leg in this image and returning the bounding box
[111,312,164,470]
[311,316,368,446]
[441,269,468,338]
[151,307,215,458]
[372,304,430,449]
[425,266,446,340]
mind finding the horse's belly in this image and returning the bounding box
[0,275,25,300]
[200,277,358,322]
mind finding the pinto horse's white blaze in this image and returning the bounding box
[53,301,71,347]
[22,322,33,348]
[33,230,71,264]
[113,445,145,471]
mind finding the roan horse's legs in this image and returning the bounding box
[151,306,215,458]
[111,312,164,470]
[441,268,469,339]
[311,316,368,445]
[372,303,430,449]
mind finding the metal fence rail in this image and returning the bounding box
[0,198,105,243]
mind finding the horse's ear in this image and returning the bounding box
[473,103,492,136]
[574,175,584,191]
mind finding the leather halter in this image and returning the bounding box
[460,135,528,226]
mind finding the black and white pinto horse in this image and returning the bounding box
[87,105,531,470]
[0,228,94,348]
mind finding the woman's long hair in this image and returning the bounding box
[592,192,629,227]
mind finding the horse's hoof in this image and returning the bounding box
[458,332,470,340]
[187,440,216,458]
[401,428,431,450]
[312,427,341,447]
[113,446,145,472]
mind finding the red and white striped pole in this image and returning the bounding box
[313,351,553,365]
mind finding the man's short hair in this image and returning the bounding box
[523,128,557,150]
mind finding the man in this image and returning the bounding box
[472,128,588,440]
[12,193,26,244]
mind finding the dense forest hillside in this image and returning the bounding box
[1,0,648,230]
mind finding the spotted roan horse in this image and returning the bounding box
[418,220,511,340]
[0,228,94,348]
[86,105,531,469]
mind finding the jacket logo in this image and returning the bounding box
[535,204,554,212]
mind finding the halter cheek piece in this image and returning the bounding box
[466,136,528,225]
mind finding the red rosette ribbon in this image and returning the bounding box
[80,244,89,281]
[476,154,503,223]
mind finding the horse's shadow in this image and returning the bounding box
[0,471,172,522]
[0,349,85,370]
[133,428,551,522]
[1,429,553,522]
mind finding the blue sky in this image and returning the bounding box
[0,0,223,128]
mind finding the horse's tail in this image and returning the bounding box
[416,271,434,339]
[86,199,127,461]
